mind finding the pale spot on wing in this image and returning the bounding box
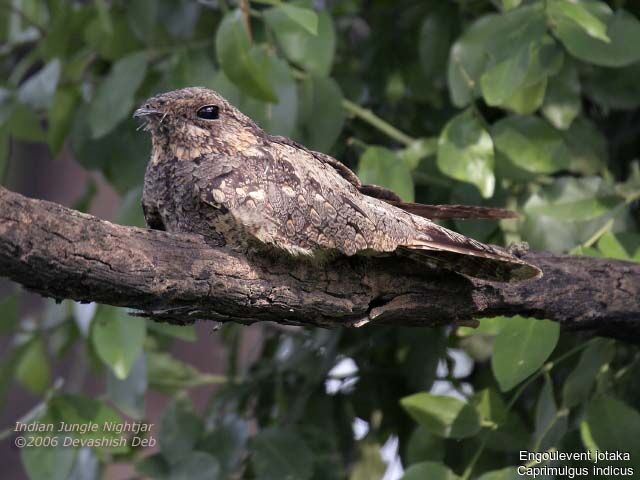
[211,189,226,203]
[248,190,265,201]
[281,185,296,197]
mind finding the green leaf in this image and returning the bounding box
[478,467,529,480]
[563,117,606,174]
[533,377,567,450]
[526,192,624,222]
[84,12,142,60]
[471,388,509,426]
[47,87,80,155]
[147,351,226,393]
[88,51,148,138]
[0,293,19,334]
[548,0,610,42]
[457,316,509,337]
[597,232,630,260]
[501,78,547,115]
[165,50,217,91]
[147,322,197,342]
[583,395,640,472]
[358,146,414,202]
[15,337,51,394]
[106,352,146,419]
[502,0,522,10]
[278,4,318,35]
[400,393,481,439]
[521,177,618,251]
[21,436,77,480]
[264,4,336,76]
[401,462,459,480]
[562,339,615,408]
[8,103,46,142]
[437,109,495,198]
[251,428,313,480]
[115,187,145,227]
[295,74,345,152]
[406,426,445,465]
[0,346,26,409]
[491,316,560,391]
[17,59,61,110]
[168,452,221,480]
[492,115,570,175]
[447,15,497,106]
[160,395,203,465]
[399,328,446,392]
[72,111,149,194]
[126,0,158,43]
[349,443,386,480]
[198,417,248,478]
[91,306,146,379]
[136,453,170,479]
[552,1,640,67]
[584,63,640,110]
[49,394,123,439]
[210,56,297,137]
[216,10,278,102]
[486,5,547,60]
[542,61,581,130]
[0,127,9,183]
[419,8,454,81]
[480,46,531,106]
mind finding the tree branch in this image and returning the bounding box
[1,186,639,341]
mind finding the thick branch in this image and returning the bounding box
[1,186,639,341]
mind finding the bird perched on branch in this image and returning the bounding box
[135,87,541,282]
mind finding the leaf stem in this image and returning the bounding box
[341,99,416,147]
[461,341,591,479]
[240,0,253,42]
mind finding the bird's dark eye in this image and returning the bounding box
[196,105,220,120]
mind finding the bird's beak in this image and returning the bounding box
[133,107,163,118]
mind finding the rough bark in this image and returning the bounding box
[1,186,639,341]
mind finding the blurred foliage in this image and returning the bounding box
[1,0,640,479]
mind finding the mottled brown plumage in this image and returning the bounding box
[135,87,542,282]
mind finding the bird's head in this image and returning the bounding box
[134,87,262,158]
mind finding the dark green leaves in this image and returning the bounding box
[400,393,481,439]
[216,10,278,102]
[582,396,640,472]
[358,146,414,201]
[251,428,313,480]
[88,52,148,138]
[491,316,560,391]
[402,462,459,480]
[437,109,495,198]
[0,293,19,334]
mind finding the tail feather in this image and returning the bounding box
[389,202,518,220]
[401,220,542,282]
